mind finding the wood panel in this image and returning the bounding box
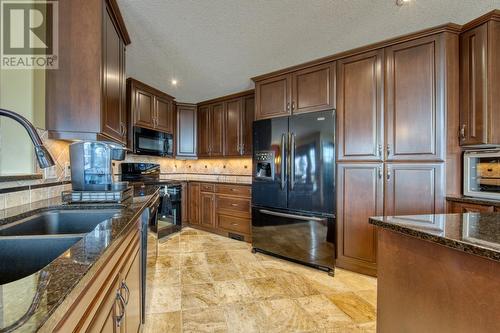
[385,35,444,161]
[255,74,291,120]
[197,105,210,157]
[216,196,251,216]
[215,184,251,197]
[134,89,155,129]
[216,214,251,235]
[224,98,242,156]
[336,163,383,276]
[181,182,188,223]
[188,183,200,224]
[384,163,445,216]
[200,192,215,228]
[155,96,174,133]
[242,95,255,156]
[86,275,121,333]
[210,103,224,156]
[291,62,336,114]
[123,249,141,333]
[176,103,197,157]
[448,201,494,213]
[337,50,383,161]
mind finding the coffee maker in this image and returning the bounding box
[70,141,127,191]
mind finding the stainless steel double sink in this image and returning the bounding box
[0,209,120,285]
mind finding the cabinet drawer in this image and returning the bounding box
[215,184,251,197]
[200,183,215,192]
[449,201,494,213]
[216,196,251,215]
[216,214,251,234]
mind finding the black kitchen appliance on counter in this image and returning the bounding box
[252,110,336,275]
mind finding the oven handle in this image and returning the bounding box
[259,209,326,222]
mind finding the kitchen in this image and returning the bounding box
[0,0,499,332]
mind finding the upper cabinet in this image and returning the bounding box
[197,90,254,157]
[176,103,197,158]
[459,12,500,146]
[46,0,131,145]
[254,63,335,120]
[127,78,175,135]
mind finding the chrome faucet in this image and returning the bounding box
[0,108,55,168]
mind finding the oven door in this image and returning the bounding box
[134,127,173,157]
[464,150,500,200]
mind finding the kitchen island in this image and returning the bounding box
[369,213,500,333]
[0,186,159,332]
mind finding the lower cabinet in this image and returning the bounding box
[337,162,445,276]
[447,201,494,213]
[187,182,252,241]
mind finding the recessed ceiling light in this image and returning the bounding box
[171,79,178,86]
[396,0,411,6]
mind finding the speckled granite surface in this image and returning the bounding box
[159,173,252,185]
[369,213,500,262]
[0,186,159,332]
[446,195,500,207]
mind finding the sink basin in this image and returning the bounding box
[0,209,120,236]
[0,236,82,284]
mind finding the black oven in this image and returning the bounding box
[133,126,173,157]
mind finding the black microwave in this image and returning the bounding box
[133,127,173,157]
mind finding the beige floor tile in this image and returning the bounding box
[335,269,377,291]
[235,262,269,279]
[296,294,352,326]
[147,285,181,314]
[214,280,252,304]
[180,252,208,266]
[155,254,180,270]
[206,251,234,265]
[143,311,181,333]
[209,264,242,281]
[356,289,377,308]
[181,264,213,285]
[258,298,320,332]
[245,277,287,300]
[181,282,220,310]
[223,302,266,333]
[182,306,228,333]
[328,292,376,323]
[228,249,258,263]
[276,273,321,298]
[147,267,180,285]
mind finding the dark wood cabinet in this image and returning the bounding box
[337,50,384,161]
[255,74,291,119]
[336,163,383,276]
[46,0,131,145]
[127,78,175,135]
[86,274,122,333]
[188,183,200,225]
[448,201,494,213]
[176,103,197,157]
[242,95,255,156]
[224,98,243,156]
[292,62,336,114]
[460,16,500,146]
[123,249,141,333]
[200,192,215,228]
[197,105,211,157]
[210,103,225,156]
[384,163,444,216]
[385,35,444,162]
[181,182,189,223]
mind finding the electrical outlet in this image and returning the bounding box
[44,165,57,179]
[64,162,71,178]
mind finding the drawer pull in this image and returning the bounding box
[231,223,239,226]
[231,203,238,207]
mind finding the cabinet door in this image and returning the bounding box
[385,163,444,216]
[123,249,141,333]
[242,95,255,156]
[210,103,224,156]
[134,88,155,130]
[188,183,200,224]
[336,163,383,276]
[177,104,197,157]
[155,96,174,133]
[181,182,188,223]
[224,98,242,156]
[102,6,126,144]
[197,105,210,157]
[459,23,488,145]
[200,192,215,228]
[255,74,291,120]
[292,62,335,114]
[449,201,493,213]
[385,35,444,161]
[86,275,121,333]
[337,50,383,161]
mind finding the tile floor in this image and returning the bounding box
[144,227,377,333]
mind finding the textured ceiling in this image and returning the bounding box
[118,0,500,103]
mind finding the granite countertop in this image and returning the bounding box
[159,173,252,185]
[446,194,500,207]
[369,213,500,262]
[0,186,159,332]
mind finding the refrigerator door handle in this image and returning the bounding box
[280,133,287,190]
[259,209,327,222]
[290,132,296,190]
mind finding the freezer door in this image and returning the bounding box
[252,117,289,209]
[288,110,335,214]
[252,207,335,270]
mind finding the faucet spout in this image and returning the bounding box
[0,108,55,169]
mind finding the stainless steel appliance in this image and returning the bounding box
[69,141,126,191]
[464,149,500,200]
[252,110,336,275]
[133,127,174,157]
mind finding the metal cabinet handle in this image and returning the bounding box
[281,133,286,190]
[286,102,291,112]
[120,281,130,305]
[460,124,466,140]
[377,144,382,157]
[231,222,239,226]
[386,169,391,181]
[290,133,296,190]
[259,209,326,222]
[116,292,126,327]
[231,203,238,207]
[291,101,295,111]
[386,144,391,157]
[378,166,383,179]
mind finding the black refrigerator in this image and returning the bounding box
[252,110,336,275]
